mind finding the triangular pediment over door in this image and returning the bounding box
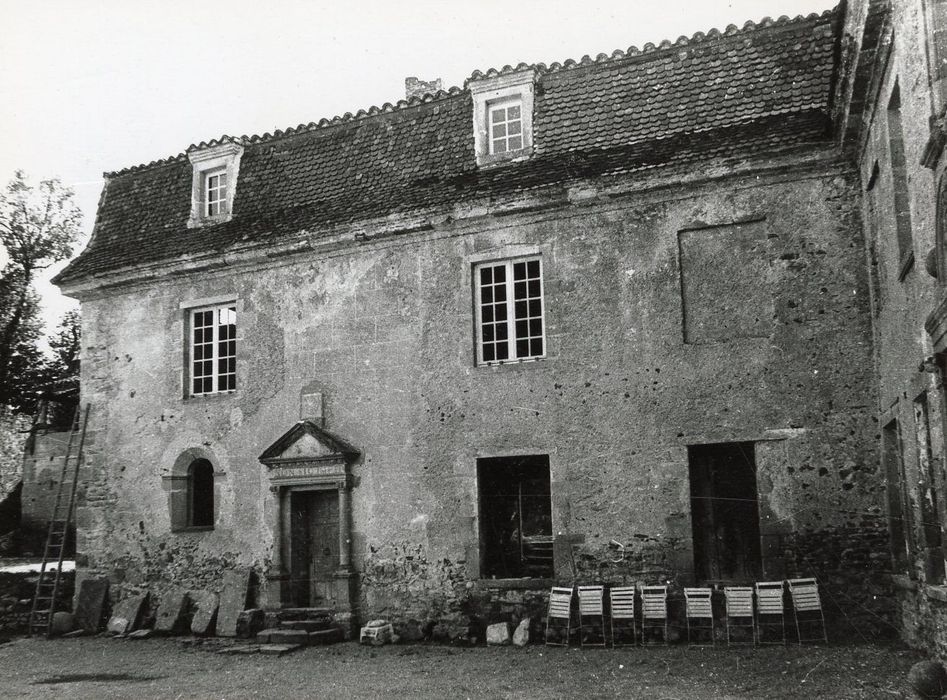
[258,421,359,465]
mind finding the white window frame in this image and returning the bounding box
[189,303,237,396]
[470,68,536,167]
[474,256,546,366]
[488,96,524,155]
[187,141,243,228]
[204,168,228,218]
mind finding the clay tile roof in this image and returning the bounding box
[56,7,841,285]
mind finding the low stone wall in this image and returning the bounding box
[782,523,897,639]
[0,569,75,634]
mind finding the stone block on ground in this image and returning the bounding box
[395,619,424,642]
[236,609,265,638]
[127,629,152,639]
[106,593,147,635]
[512,617,530,647]
[215,568,252,637]
[189,591,219,636]
[909,660,947,700]
[154,590,191,635]
[74,576,109,633]
[360,620,393,645]
[50,611,74,636]
[486,622,511,646]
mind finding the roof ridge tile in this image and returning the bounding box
[466,6,837,80]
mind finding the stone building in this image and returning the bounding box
[54,6,905,640]
[839,0,947,657]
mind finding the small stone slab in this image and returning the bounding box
[513,618,530,647]
[154,590,191,635]
[107,594,147,635]
[486,622,511,646]
[258,644,301,656]
[50,611,74,636]
[127,629,152,640]
[236,609,265,638]
[189,591,219,636]
[216,569,252,637]
[74,577,109,633]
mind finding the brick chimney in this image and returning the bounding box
[405,77,442,100]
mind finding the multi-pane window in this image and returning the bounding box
[489,100,523,154]
[475,257,545,365]
[204,169,228,217]
[190,304,236,395]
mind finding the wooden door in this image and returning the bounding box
[308,491,339,607]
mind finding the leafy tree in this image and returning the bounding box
[38,309,81,426]
[0,272,46,412]
[0,171,82,409]
[45,309,80,383]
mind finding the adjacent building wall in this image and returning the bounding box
[73,154,885,635]
[855,0,947,658]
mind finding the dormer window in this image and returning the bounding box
[187,140,243,228]
[469,68,536,167]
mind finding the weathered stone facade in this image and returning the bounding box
[54,8,906,642]
[64,163,884,629]
[847,0,947,658]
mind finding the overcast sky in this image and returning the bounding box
[0,0,837,334]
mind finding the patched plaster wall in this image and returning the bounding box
[73,161,883,633]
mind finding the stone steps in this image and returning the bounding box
[254,607,344,646]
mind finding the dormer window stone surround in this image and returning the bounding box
[469,68,537,168]
[187,140,244,228]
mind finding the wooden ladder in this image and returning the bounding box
[27,404,90,637]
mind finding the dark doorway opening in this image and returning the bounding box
[289,490,340,607]
[478,455,553,578]
[688,442,762,583]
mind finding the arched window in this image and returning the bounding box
[165,448,218,532]
[188,459,215,528]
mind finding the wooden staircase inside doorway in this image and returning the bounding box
[27,404,90,637]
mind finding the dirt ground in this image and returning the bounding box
[0,636,925,699]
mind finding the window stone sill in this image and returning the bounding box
[171,526,215,534]
[183,390,240,403]
[477,147,533,169]
[477,357,551,372]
